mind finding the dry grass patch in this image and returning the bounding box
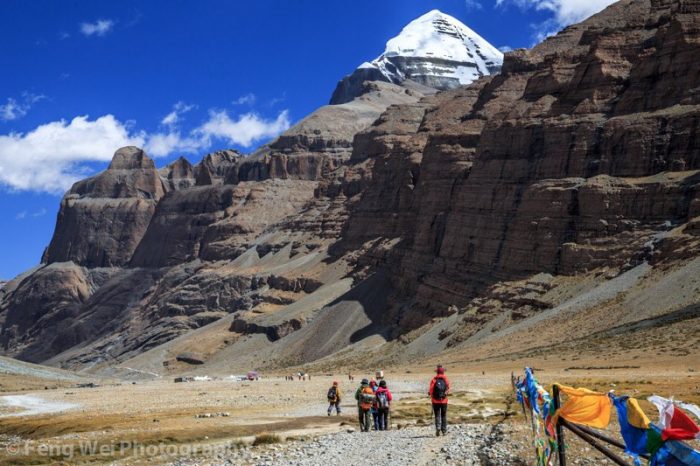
[390,389,511,424]
[0,375,76,393]
[0,414,340,465]
[252,433,282,446]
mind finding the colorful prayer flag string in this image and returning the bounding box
[513,368,700,466]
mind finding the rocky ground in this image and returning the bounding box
[0,372,522,465]
[168,424,523,466]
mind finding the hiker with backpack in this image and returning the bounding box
[327,381,341,416]
[369,379,379,430]
[429,364,451,436]
[375,379,393,430]
[354,378,375,432]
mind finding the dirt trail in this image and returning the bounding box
[167,423,522,466]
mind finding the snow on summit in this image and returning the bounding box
[366,9,503,85]
[331,9,503,105]
[385,10,502,67]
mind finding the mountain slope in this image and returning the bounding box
[0,79,426,369]
[1,0,700,375]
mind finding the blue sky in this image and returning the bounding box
[0,0,616,279]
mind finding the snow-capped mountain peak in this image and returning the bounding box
[330,10,503,105]
[381,10,503,74]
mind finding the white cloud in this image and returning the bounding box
[549,0,618,27]
[498,45,513,52]
[498,0,618,39]
[0,115,144,193]
[532,20,561,44]
[196,110,290,148]
[161,112,177,127]
[80,19,115,37]
[15,208,47,220]
[1,99,25,121]
[232,93,257,106]
[268,93,287,107]
[125,11,143,28]
[148,110,290,155]
[0,93,46,121]
[464,0,483,10]
[144,131,203,157]
[161,101,195,127]
[0,107,291,194]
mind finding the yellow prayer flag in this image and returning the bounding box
[627,397,650,429]
[553,384,612,429]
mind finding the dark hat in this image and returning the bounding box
[379,380,387,388]
[361,378,369,385]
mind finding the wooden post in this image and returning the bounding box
[562,419,630,466]
[570,423,626,450]
[572,423,648,460]
[553,384,567,466]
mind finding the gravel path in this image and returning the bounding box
[168,423,524,466]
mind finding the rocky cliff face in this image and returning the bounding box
[0,75,426,366]
[439,0,695,292]
[1,1,699,372]
[43,147,166,267]
[342,0,700,327]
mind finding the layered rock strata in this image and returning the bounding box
[1,0,699,371]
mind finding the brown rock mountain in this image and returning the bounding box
[1,0,699,374]
[43,146,167,267]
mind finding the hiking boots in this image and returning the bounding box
[435,429,440,437]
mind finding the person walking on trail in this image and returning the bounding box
[375,379,393,431]
[355,378,374,432]
[327,381,342,416]
[429,364,451,436]
[369,379,379,430]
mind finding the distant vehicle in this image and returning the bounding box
[247,371,259,381]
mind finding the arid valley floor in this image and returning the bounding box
[0,352,697,465]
